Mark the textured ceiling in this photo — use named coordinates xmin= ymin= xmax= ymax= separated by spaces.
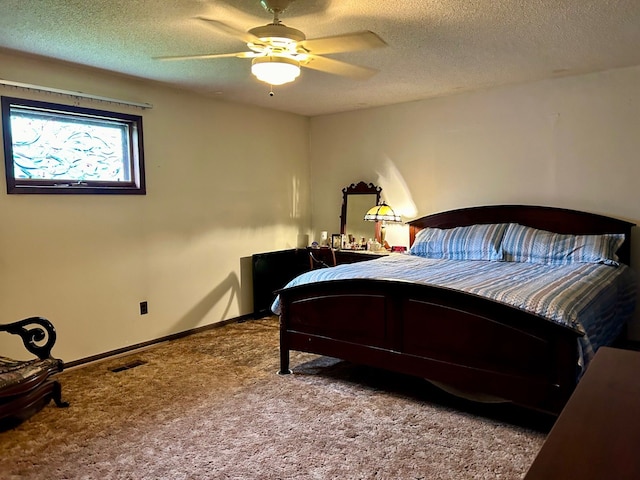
xmin=1 ymin=0 xmax=639 ymax=116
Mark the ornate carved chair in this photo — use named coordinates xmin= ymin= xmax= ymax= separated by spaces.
xmin=0 ymin=317 xmax=68 ymax=429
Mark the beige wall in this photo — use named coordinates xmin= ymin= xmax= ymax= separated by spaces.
xmin=2 ymin=48 xmax=639 ymax=361
xmin=0 ymin=51 xmax=310 ymax=361
xmin=310 ymin=65 xmax=640 ymax=335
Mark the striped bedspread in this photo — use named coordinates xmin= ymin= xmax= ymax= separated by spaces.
xmin=272 ymin=254 xmax=636 ymax=367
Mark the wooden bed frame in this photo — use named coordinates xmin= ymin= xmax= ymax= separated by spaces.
xmin=277 ymin=205 xmax=635 ymax=415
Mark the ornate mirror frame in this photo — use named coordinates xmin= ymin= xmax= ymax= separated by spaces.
xmin=339 ymin=181 xmax=382 ymax=235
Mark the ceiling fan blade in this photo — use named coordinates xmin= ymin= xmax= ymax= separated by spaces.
xmin=155 ymin=51 xmax=257 ymax=61
xmin=299 ymin=31 xmax=386 ymax=55
xmin=195 ymin=16 xmax=261 ymax=45
xmin=302 ymin=55 xmax=378 ymax=80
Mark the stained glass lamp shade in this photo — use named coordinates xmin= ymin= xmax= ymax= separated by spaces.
xmin=363 ymin=202 xmax=401 ymax=248
xmin=363 ymin=202 xmax=401 ymax=223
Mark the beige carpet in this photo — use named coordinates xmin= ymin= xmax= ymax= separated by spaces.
xmin=0 ymin=316 xmax=550 ymax=479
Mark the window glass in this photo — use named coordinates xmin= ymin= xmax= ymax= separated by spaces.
xmin=2 ymin=97 xmax=145 ymax=194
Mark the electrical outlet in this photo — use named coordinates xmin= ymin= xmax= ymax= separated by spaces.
xmin=140 ymin=301 xmax=148 ymax=315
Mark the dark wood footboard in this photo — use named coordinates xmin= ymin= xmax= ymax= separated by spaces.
xmin=278 ymin=278 xmax=583 ymax=415
xmin=278 ymin=205 xmax=634 ymax=415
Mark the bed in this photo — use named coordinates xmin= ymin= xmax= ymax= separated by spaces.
xmin=274 ymin=205 xmax=636 ymax=415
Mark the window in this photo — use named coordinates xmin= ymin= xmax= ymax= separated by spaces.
xmin=2 ymin=96 xmax=145 ymax=194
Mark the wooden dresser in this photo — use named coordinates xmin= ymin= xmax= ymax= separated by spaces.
xmin=252 ymin=248 xmax=386 ymax=317
xmin=334 ymin=249 xmax=388 ymax=264
xmin=524 ymin=346 xmax=640 ymax=479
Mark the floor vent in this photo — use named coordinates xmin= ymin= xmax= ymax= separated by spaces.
xmin=110 ymin=359 xmax=147 ymax=373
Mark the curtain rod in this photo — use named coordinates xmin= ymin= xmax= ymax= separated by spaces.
xmin=0 ymin=79 xmax=153 ymax=109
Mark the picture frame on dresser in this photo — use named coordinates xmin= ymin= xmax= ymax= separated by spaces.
xmin=331 ymin=234 xmax=342 ymax=250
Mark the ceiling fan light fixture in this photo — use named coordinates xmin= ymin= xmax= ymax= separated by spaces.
xmin=249 ymin=24 xmax=305 ymax=44
xmin=251 ymin=56 xmax=300 ymax=85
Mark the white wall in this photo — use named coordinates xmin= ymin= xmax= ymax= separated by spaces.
xmin=0 ymin=51 xmax=310 ymax=362
xmin=310 ymin=65 xmax=640 ymax=336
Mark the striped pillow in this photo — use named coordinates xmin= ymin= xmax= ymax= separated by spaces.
xmin=410 ymin=223 xmax=508 ymax=261
xmin=501 ymin=223 xmax=624 ymax=266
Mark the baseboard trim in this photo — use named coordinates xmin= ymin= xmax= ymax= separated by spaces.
xmin=64 ymin=313 xmax=258 ymax=369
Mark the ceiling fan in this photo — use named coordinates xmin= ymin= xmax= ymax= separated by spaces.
xmin=155 ymin=0 xmax=387 ymax=87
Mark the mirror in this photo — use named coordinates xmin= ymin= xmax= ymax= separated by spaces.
xmin=340 ymin=181 xmax=381 ymax=244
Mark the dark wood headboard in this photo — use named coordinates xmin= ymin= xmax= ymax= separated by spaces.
xmin=408 ymin=205 xmax=635 ymax=265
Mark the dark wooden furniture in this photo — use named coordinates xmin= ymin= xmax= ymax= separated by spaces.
xmin=307 ymin=247 xmax=337 ymax=269
xmin=524 ymin=346 xmax=640 ymax=479
xmin=252 ymin=249 xmax=309 ymax=318
xmin=339 ymin=181 xmax=381 ymax=235
xmin=1 ymin=317 xmax=68 ymax=429
xmin=253 ymin=248 xmax=385 ymax=317
xmin=311 ymin=248 xmax=388 ymax=269
xmin=335 ymin=250 xmax=388 ymax=264
xmin=277 ymin=205 xmax=634 ymax=414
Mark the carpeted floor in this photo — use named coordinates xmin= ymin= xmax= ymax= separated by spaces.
xmin=0 ymin=316 xmax=551 ymax=479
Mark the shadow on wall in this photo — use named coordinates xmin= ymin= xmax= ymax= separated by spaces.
xmin=374 ymin=155 xmax=418 ymax=219
xmin=372 ymin=155 xmax=419 ymax=247
xmin=171 ymin=272 xmax=241 ymax=333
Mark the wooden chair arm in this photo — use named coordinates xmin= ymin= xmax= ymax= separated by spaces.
xmin=0 ymin=317 xmax=58 ymax=360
